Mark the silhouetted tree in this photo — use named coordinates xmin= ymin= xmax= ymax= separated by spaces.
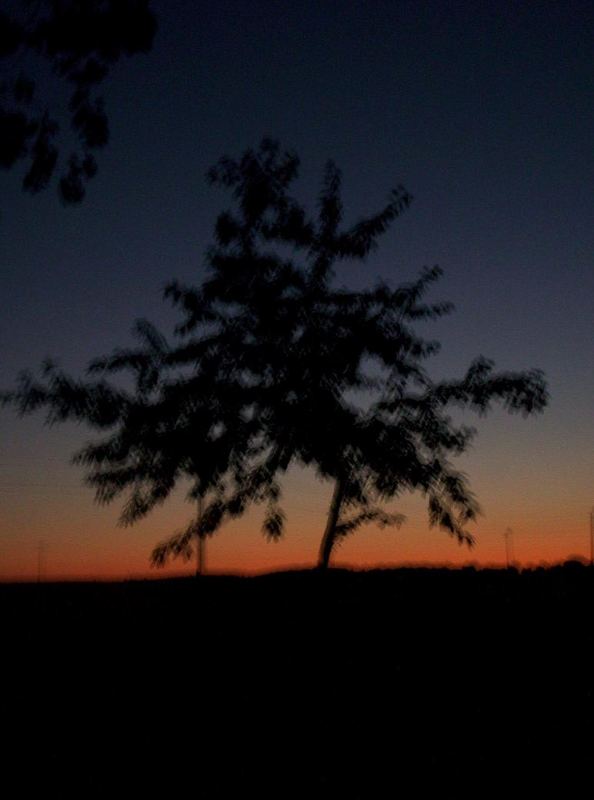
xmin=1 ymin=139 xmax=548 ymax=569
xmin=0 ymin=0 xmax=156 ymax=203
xmin=165 ymin=140 xmax=548 ymax=568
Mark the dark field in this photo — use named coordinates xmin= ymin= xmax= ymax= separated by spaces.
xmin=2 ymin=565 xmax=593 ymax=796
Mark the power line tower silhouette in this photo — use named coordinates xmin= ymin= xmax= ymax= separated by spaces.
xmin=504 ymin=528 xmax=515 ymax=569
xmin=37 ymin=540 xmax=46 ymax=583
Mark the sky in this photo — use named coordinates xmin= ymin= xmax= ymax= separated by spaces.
xmin=1 ymin=0 xmax=593 ymax=579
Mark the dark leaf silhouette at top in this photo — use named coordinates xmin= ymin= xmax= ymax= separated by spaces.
xmin=0 ymin=1 xmax=156 ymax=203
xmin=1 ymin=139 xmax=548 ymax=569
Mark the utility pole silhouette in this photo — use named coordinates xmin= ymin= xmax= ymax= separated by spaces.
xmin=504 ymin=528 xmax=514 ymax=569
xmin=590 ymin=507 xmax=593 ymax=567
xmin=37 ymin=541 xmax=46 ymax=583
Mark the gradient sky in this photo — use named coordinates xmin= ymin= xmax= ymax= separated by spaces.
xmin=1 ymin=0 xmax=593 ymax=579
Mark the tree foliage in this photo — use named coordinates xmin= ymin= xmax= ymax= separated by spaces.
xmin=0 ymin=0 xmax=156 ymax=203
xmin=1 ymin=139 xmax=548 ymax=568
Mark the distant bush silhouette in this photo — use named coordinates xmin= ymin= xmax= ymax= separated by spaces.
xmin=1 ymin=139 xmax=548 ymax=569
xmin=0 ymin=0 xmax=156 ymax=203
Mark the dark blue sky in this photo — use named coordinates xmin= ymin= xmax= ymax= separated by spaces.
xmin=1 ymin=0 xmax=593 ymax=576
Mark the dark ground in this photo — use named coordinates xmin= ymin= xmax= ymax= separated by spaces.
xmin=2 ymin=564 xmax=593 ymax=796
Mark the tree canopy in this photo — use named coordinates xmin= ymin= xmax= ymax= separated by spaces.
xmin=1 ymin=139 xmax=548 ymax=569
xmin=0 ymin=0 xmax=156 ymax=203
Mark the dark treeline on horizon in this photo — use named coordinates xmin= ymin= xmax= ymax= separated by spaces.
xmin=1 ymin=557 xmax=592 ymax=584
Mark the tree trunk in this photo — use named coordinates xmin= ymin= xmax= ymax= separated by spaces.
xmin=196 ymin=534 xmax=205 ymax=577
xmin=317 ymin=476 xmax=345 ymax=569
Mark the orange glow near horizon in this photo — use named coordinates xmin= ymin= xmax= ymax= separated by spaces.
xmin=1 ymin=417 xmax=592 ymax=582
xmin=1 ymin=489 xmax=591 ymax=582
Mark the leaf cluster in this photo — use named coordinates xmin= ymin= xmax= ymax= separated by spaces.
xmin=0 ymin=0 xmax=156 ymax=203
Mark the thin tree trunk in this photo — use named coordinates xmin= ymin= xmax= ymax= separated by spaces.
xmin=317 ymin=476 xmax=345 ymax=569
xmin=196 ymin=495 xmax=204 ymax=577
xmin=196 ymin=534 xmax=206 ymax=577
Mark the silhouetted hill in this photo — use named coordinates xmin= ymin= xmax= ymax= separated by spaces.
xmin=2 ymin=566 xmax=592 ymax=796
